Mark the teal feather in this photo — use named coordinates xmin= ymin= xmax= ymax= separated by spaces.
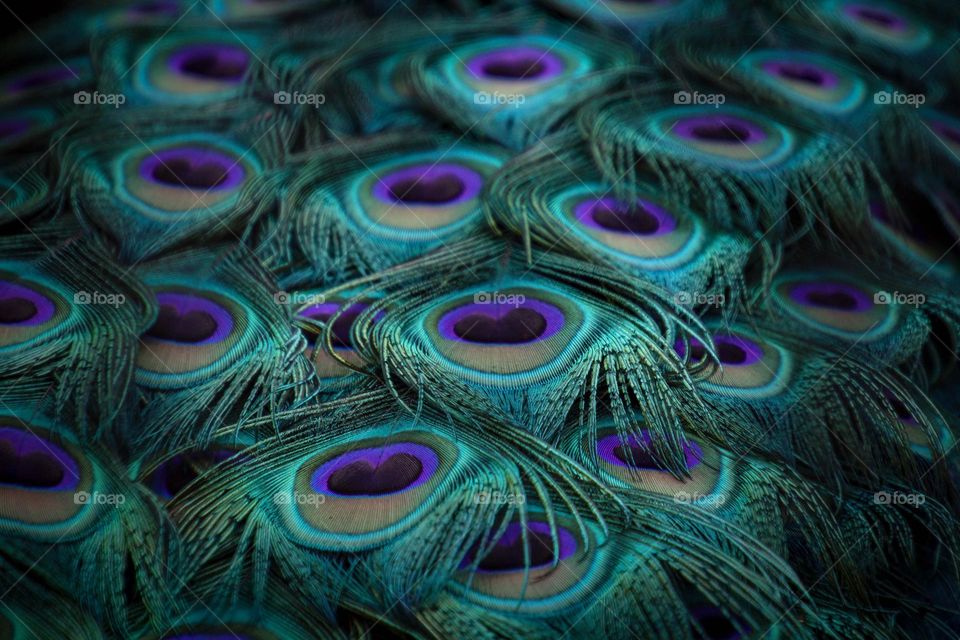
xmin=261 ymin=133 xmax=508 ymax=285
xmin=169 ymin=392 xmax=617 ymax=615
xmin=92 ymin=26 xmax=264 ymax=108
xmin=321 ymin=237 xmax=717 ymax=471
xmin=485 ymin=129 xmax=762 ymax=312
xmin=58 ymin=104 xmax=292 ymax=263
xmin=1 ymin=2 xmax=960 ymax=638
xmin=130 ymin=246 xmax=317 ymax=457
xmin=0 ymin=559 xmax=105 ymax=640
xmin=398 ymin=19 xmax=639 ymax=149
xmin=578 ymin=82 xmax=895 ymax=250
xmin=0 ymin=405 xmax=182 ymax=635
xmin=0 ymin=228 xmax=153 ymax=436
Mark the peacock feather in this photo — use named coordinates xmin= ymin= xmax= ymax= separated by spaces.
xmin=1 ymin=1 xmax=959 ymax=639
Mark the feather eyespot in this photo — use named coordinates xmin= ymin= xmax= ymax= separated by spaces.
xmin=0 ymin=107 xmax=55 ymax=150
xmin=832 ymin=1 xmax=932 ymax=51
xmin=462 ymin=521 xmax=578 ymax=574
xmin=653 ymin=107 xmax=795 ymax=169
xmin=0 ymin=273 xmax=69 ymax=350
xmin=553 ymin=184 xmax=704 ymax=266
xmin=593 ymin=428 xmax=724 ymax=501
xmin=147 ymin=448 xmax=243 ymax=501
xmin=677 ymin=330 xmax=792 ymax=398
xmin=299 ymin=301 xmax=372 ymax=379
xmin=426 ymin=286 xmax=585 ymax=381
xmin=772 ymin=275 xmax=897 ymax=341
xmin=466 ymin=46 xmax=566 ymax=88
xmin=740 ymin=51 xmax=868 ymax=114
xmin=453 ymin=38 xmax=587 ymax=100
xmin=349 ymin=149 xmax=500 ymax=238
xmin=576 ymin=196 xmax=676 ymax=235
xmin=141 ymin=147 xmax=245 ymax=191
xmin=3 ymin=61 xmax=84 ymax=100
xmin=456 ymin=514 xmax=610 ymax=613
xmin=278 ymin=430 xmax=460 ymax=550
xmin=0 ymin=419 xmax=100 ymax=535
xmin=169 ymin=45 xmax=250 ymax=83
xmin=134 ymin=39 xmax=252 ymax=104
xmin=115 ymin=134 xmax=257 ymax=219
xmin=136 ymin=286 xmax=251 ymax=387
xmin=410 ymin=32 xmax=631 ymax=147
xmin=311 ymin=443 xmax=436 ymax=497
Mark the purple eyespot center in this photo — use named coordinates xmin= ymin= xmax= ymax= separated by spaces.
xmin=390 ymin=175 xmax=463 ymax=203
xmin=139 ymin=146 xmax=245 ymax=191
xmin=695 ymin=124 xmax=748 ymax=142
xmin=0 ymin=118 xmax=31 ymax=141
xmin=151 ymin=449 xmax=237 ymax=499
xmin=845 ymin=4 xmax=907 ymax=30
xmin=373 ymin=163 xmax=482 ymax=206
xmin=787 ymin=282 xmax=872 ymax=311
xmin=168 ymin=44 xmax=250 ymax=82
xmin=0 ymin=280 xmax=56 ymax=326
xmin=0 ymin=298 xmax=35 ymax=323
xmin=597 ymin=432 xmax=703 ymax=471
xmin=932 ymin=121 xmax=960 ymax=146
xmin=675 ymin=335 xmax=763 ymax=366
xmin=0 ymin=427 xmax=80 ymax=491
xmin=438 ymin=298 xmax=565 ymax=345
xmin=466 ymin=47 xmax=565 ymax=82
xmin=310 ymin=443 xmax=438 ymax=497
xmin=575 ymin=196 xmax=677 ymax=236
xmin=327 ymin=453 xmax=422 ymax=495
xmin=300 ymin=302 xmax=369 ymax=349
xmin=673 ymin=115 xmax=768 ymax=144
xmin=464 ymin=521 xmax=578 ymax=573
xmin=7 ymin=66 xmax=77 ymax=93
xmin=761 ymin=61 xmax=839 ymax=88
xmin=714 ymin=335 xmax=763 ymax=365
xmin=146 ymin=292 xmax=234 ymax=345
xmin=454 ymin=307 xmax=545 ymax=343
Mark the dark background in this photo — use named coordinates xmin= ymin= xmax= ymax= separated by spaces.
xmin=0 ymin=2 xmax=80 ymax=38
